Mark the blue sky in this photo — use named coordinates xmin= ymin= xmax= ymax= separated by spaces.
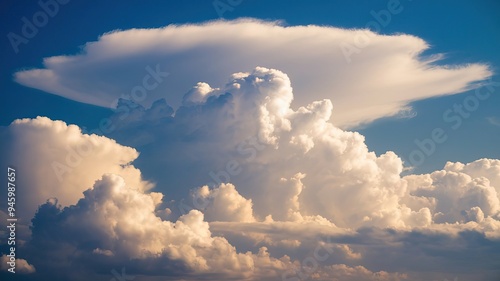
xmin=1 ymin=1 xmax=500 ymax=281
xmin=1 ymin=0 xmax=499 ymax=174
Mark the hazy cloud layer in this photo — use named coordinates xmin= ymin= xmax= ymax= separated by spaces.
xmin=14 ymin=19 xmax=491 ymax=128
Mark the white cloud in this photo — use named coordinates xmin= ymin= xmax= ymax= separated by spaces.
xmin=0 ymin=111 xmax=417 ymax=279
xmin=154 ymin=67 xmax=430 ymax=229
xmin=14 ymin=19 xmax=491 ymax=128
xmin=29 ymin=180 xmax=411 ymax=280
xmin=0 ymin=116 xmax=153 ymax=222
xmin=3 ymin=65 xmax=499 ymax=280
xmin=405 ymin=159 xmax=500 ymax=225
xmin=0 ymin=255 xmax=36 ymax=274
xmin=27 ymin=173 xmax=294 ymax=279
xmin=97 ymin=66 xmax=500 ymax=233
xmin=193 ymin=183 xmax=256 ymax=222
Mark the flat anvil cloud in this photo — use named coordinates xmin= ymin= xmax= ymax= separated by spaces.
xmin=14 ymin=19 xmax=491 ymax=127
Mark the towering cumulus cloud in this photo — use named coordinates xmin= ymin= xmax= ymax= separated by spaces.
xmin=0 ymin=117 xmax=152 ymax=224
xmin=14 ymin=19 xmax=491 ymax=128
xmin=1 ymin=65 xmax=499 ymax=280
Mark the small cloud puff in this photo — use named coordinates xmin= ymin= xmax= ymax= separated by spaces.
xmin=0 ymin=255 xmax=36 ymax=274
